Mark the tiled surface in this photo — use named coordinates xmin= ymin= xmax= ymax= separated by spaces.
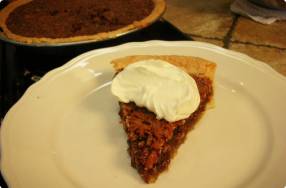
xmin=232 ymin=17 xmax=286 ymax=49
xmin=192 ymin=36 xmax=224 ymax=47
xmin=163 ymin=0 xmax=234 ymax=39
xmin=164 ymin=0 xmax=286 ymax=76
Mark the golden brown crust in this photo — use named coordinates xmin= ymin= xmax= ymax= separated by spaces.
xmin=0 ymin=0 xmax=165 ymax=44
xmin=112 ymin=55 xmax=216 ymax=82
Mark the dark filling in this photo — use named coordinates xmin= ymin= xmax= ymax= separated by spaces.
xmin=119 ymin=76 xmax=213 ymax=183
xmin=6 ymin=0 xmax=154 ymax=38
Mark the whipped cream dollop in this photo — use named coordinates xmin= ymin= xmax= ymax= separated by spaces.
xmin=111 ymin=59 xmax=201 ymax=122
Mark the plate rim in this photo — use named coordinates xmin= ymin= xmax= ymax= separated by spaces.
xmin=31 ymin=40 xmax=286 ymax=84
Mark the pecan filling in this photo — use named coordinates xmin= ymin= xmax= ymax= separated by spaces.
xmin=6 ymin=0 xmax=154 ymax=38
xmin=119 ymin=76 xmax=213 ymax=183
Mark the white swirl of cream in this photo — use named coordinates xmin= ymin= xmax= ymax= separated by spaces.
xmin=111 ymin=59 xmax=200 ymax=122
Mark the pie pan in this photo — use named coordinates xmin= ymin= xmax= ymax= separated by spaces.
xmin=0 ymin=0 xmax=166 ymax=47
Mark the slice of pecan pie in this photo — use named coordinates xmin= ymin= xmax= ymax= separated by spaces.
xmin=111 ymin=55 xmax=216 ymax=183
xmin=0 ymin=0 xmax=165 ymax=44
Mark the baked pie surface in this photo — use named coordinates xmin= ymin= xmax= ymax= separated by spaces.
xmin=0 ymin=0 xmax=165 ymax=44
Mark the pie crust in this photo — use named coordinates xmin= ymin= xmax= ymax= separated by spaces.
xmin=0 ymin=0 xmax=165 ymax=44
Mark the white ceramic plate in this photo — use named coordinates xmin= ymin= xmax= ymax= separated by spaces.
xmin=1 ymin=41 xmax=286 ymax=188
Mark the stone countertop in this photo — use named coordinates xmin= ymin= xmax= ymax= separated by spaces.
xmin=164 ymin=0 xmax=286 ymax=76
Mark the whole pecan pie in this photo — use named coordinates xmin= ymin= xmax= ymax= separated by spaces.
xmin=0 ymin=0 xmax=165 ymax=44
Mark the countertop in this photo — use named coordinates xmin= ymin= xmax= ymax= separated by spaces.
xmin=164 ymin=0 xmax=286 ymax=76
